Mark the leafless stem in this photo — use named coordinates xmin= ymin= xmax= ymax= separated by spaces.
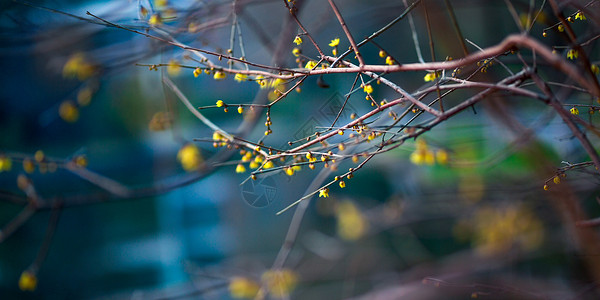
xmin=328 ymin=0 xmax=365 ymax=66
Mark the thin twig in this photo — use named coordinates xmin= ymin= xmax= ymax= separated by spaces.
xmin=328 ymin=0 xmax=365 ymax=66
xmin=0 ymin=202 xmax=36 ymax=244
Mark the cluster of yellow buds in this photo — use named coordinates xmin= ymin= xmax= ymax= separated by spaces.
xmin=63 ymin=52 xmax=97 ymax=80
xmin=544 ymin=12 xmax=585 ymax=37
xmin=18 ymin=150 xmax=60 ymax=174
xmin=410 ymin=139 xmax=449 ymax=166
xmin=543 ymin=173 xmax=565 ymax=190
xmin=212 ymin=130 xmax=229 ymax=147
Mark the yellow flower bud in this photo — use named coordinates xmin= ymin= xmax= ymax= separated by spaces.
xmin=229 ymin=277 xmax=260 ymax=299
xmin=18 ymin=271 xmax=37 ymax=291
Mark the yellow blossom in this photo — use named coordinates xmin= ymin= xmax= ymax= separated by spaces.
xmin=19 ymin=271 xmax=37 ymax=291
xmin=261 ymin=269 xmax=298 ymax=298
xmin=424 ymin=71 xmax=440 ymax=82
xmin=255 ymin=75 xmax=268 ymax=88
xmin=328 ymin=38 xmax=340 ymax=47
xmin=23 ymin=159 xmax=35 ymax=173
xmin=77 ymin=88 xmax=93 ymax=106
xmin=34 ymin=150 xmax=44 ymax=162
xmin=557 ymin=24 xmax=564 ymax=32
xmin=213 ymin=131 xmax=227 ymax=143
xmin=570 ymin=107 xmax=579 ymax=115
xmin=235 ymin=163 xmax=246 ymax=173
xmin=339 ymin=181 xmax=345 ymax=188
xmin=177 ymin=143 xmax=203 ymax=171
xmin=216 ymin=100 xmax=225 ymax=107
xmin=62 ymin=52 xmax=97 ymax=80
xmin=229 ymin=277 xmax=260 ymax=299
xmin=75 ymin=155 xmax=88 ymax=167
xmin=149 ymin=14 xmax=162 ymax=26
xmin=59 ymin=101 xmax=79 ymax=123
xmin=410 ymin=139 xmax=436 ymax=165
xmin=336 ymin=201 xmax=368 ymax=240
xmin=0 ymin=156 xmax=12 ymax=172
xmin=468 ymin=205 xmax=544 ymax=256
xmin=385 ymin=56 xmax=394 ymax=65
xmin=305 ymin=60 xmax=317 ymax=69
xmin=285 ymin=167 xmax=294 ymax=176
xmin=214 ymin=71 xmax=226 ymax=80
xmin=188 ymin=22 xmax=198 ymax=33
xmin=292 ymin=48 xmax=301 ymax=57
xmin=269 ymin=78 xmax=284 ymax=90
xmin=155 ymin=0 xmax=168 ymax=9
xmin=567 ymin=49 xmax=578 ymax=60
xmin=293 ymin=36 xmax=302 ymax=45
xmin=193 ymin=68 xmax=202 ymax=77
xmin=267 ymin=90 xmax=280 ymax=102
xmin=167 ymin=59 xmax=181 ymax=76
xmin=436 ymin=149 xmax=449 ymax=165
xmin=519 ymin=13 xmax=532 ymax=28
xmin=238 ymin=106 xmax=244 ymax=114
xmin=363 ymin=84 xmax=373 ymax=94
xmin=241 ymin=154 xmax=252 ymax=163
xmin=591 ymin=64 xmax=599 ymax=75
xmin=249 ymin=161 xmax=259 ymax=169
xmin=553 ymin=176 xmax=560 ymax=184
xmin=264 ymin=160 xmax=274 ymax=169
xmin=241 ymin=152 xmax=252 ymax=162
xmin=319 ymin=187 xmax=329 ymax=198
xmin=575 ymin=12 xmax=586 ymax=21
xmin=234 ymin=73 xmax=248 ymax=82
xmin=379 ymin=50 xmax=386 ymax=58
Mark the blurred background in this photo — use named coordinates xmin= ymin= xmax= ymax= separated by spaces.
xmin=1 ymin=0 xmax=600 ymax=299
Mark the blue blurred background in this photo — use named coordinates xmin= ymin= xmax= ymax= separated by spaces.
xmin=1 ymin=0 xmax=600 ymax=299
